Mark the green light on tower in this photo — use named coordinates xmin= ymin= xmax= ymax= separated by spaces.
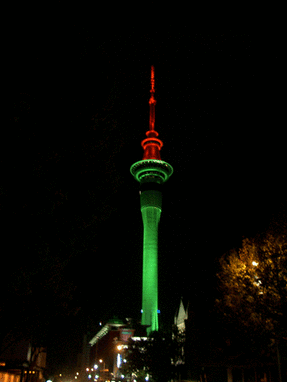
xmin=130 ymin=66 xmax=173 ymax=335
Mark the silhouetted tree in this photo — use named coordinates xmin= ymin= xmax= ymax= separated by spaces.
xmin=121 ymin=330 xmax=179 ymax=382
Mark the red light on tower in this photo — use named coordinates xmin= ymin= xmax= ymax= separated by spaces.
xmin=141 ymin=65 xmax=163 ymax=160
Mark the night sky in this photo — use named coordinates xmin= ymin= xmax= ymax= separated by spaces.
xmin=3 ymin=26 xmax=285 ymax=370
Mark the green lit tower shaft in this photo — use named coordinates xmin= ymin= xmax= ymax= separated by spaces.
xmin=130 ymin=66 xmax=173 ymax=335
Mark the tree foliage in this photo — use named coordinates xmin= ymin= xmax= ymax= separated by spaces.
xmin=120 ymin=330 xmax=180 ymax=382
xmin=216 ymin=227 xmax=287 ymax=345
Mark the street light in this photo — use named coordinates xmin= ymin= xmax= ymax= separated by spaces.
xmin=99 ymin=359 xmax=105 ymax=370
xmin=252 ymin=260 xmax=263 ymax=294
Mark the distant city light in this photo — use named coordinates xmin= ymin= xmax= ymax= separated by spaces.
xmin=252 ymin=261 xmax=259 ymax=266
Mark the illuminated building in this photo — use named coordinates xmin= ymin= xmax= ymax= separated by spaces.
xmin=174 ymin=298 xmax=188 ymax=367
xmin=0 ymin=340 xmax=46 ymax=382
xmin=130 ymin=66 xmax=173 ymax=335
xmin=89 ymin=318 xmax=135 ymax=378
xmin=174 ymin=298 xmax=188 ymax=333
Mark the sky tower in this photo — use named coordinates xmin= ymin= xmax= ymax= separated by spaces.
xmin=130 ymin=66 xmax=173 ymax=334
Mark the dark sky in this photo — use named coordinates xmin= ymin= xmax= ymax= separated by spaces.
xmin=3 ymin=26 xmax=285 ymax=370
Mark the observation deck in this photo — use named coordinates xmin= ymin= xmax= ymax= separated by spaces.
xmin=130 ymin=159 xmax=173 ymax=184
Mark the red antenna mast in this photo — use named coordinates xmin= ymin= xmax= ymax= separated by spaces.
xmin=141 ymin=65 xmax=163 ymax=160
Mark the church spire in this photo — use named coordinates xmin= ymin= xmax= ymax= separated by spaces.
xmin=141 ymin=65 xmax=163 ymax=160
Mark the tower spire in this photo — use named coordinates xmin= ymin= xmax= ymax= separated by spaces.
xmin=149 ymin=64 xmax=156 ymax=131
xmin=142 ymin=66 xmax=163 ymax=160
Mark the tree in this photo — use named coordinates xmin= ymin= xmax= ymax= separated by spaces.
xmin=120 ymin=330 xmax=178 ymax=382
xmin=216 ymin=225 xmax=287 ymax=380
xmin=216 ymin=232 xmax=287 ymax=342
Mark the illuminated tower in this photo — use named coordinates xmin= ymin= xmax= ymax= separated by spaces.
xmin=130 ymin=66 xmax=173 ymax=335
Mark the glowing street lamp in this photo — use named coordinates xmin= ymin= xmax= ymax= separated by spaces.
xmin=251 ymin=261 xmax=263 ymax=294
xmin=99 ymin=359 xmax=105 ymax=370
